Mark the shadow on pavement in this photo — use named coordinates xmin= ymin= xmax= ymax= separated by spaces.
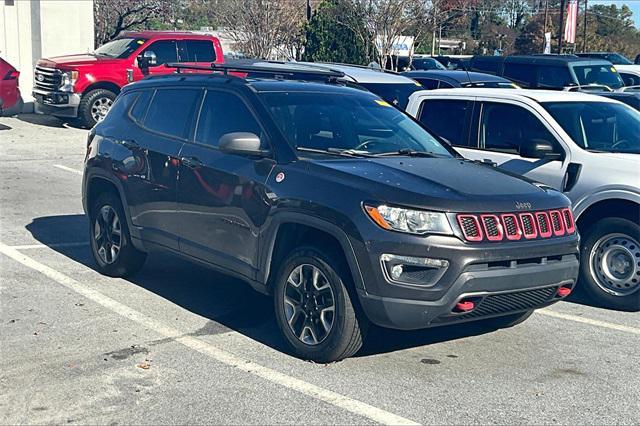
xmin=17 ymin=113 xmax=85 ymax=129
xmin=24 ymin=214 xmax=590 ymax=360
xmin=0 ymin=123 xmax=12 ymax=131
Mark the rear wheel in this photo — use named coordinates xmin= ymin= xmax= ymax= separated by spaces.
xmin=89 ymin=192 xmax=146 ymax=277
xmin=273 ymin=247 xmax=367 ymax=362
xmin=580 ymin=217 xmax=640 ymax=311
xmin=78 ymin=89 xmax=116 ymax=128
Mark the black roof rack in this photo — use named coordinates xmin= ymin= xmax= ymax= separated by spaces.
xmin=164 ymin=61 xmax=346 ymax=81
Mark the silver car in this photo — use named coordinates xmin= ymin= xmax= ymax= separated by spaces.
xmin=406 ymin=88 xmax=640 ymax=310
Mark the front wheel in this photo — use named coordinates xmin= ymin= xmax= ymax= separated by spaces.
xmin=89 ymin=192 xmax=146 ymax=277
xmin=78 ymin=89 xmax=116 ymax=128
xmin=580 ymin=217 xmax=640 ymax=311
xmin=273 ymin=247 xmax=367 ymax=363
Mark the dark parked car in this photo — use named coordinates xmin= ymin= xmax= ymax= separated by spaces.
xmin=0 ymin=57 xmax=23 ymax=116
xmin=432 ymin=56 xmax=472 ymax=70
xmin=83 ymin=62 xmax=580 ymax=362
xmin=407 ymin=57 xmax=446 ymax=71
xmin=402 ymin=70 xmax=518 ymax=89
xmin=470 ymin=55 xmax=625 ymax=90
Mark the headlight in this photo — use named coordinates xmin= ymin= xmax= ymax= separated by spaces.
xmin=59 ymin=70 xmax=78 ymax=92
xmin=364 ymin=204 xmax=453 ymax=235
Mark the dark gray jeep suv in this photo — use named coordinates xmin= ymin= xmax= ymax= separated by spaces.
xmin=82 ymin=63 xmax=580 ymax=362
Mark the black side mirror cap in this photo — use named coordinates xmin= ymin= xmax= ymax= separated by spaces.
xmin=219 ymin=132 xmax=270 ymax=157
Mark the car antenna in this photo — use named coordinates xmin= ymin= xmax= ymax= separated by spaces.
xmin=461 ymin=59 xmax=472 ymax=87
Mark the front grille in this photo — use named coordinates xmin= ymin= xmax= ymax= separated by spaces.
xmin=34 ymin=66 xmax=61 ymax=91
xmin=457 ymin=208 xmax=576 ymax=243
xmin=459 ymin=286 xmax=557 ymax=318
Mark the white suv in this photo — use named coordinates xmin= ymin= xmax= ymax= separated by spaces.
xmin=406 ymin=88 xmax=640 ymax=310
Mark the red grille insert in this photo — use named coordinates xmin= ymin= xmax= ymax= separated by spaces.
xmin=457 ymin=215 xmax=483 ymax=242
xmin=456 ymin=208 xmax=576 ymax=242
xmin=535 ymin=212 xmax=552 ymax=238
xmin=480 ymin=215 xmax=503 ymax=241
xmin=501 ymin=214 xmax=522 ymax=240
xmin=520 ymin=213 xmax=538 ymax=239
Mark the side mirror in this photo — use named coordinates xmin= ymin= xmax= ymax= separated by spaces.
xmin=521 ymin=139 xmax=562 ymax=160
xmin=138 ymin=50 xmax=157 ymax=68
xmin=219 ymin=132 xmax=269 ymax=157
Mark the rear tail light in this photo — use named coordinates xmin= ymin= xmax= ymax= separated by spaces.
xmin=3 ymin=70 xmax=19 ymax=80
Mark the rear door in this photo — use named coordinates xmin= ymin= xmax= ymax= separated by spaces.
xmin=114 ymin=86 xmax=201 ymax=250
xmin=176 ymin=88 xmax=274 ymax=278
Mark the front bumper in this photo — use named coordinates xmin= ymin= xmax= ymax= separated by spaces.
xmin=353 ymin=232 xmax=580 ymax=330
xmin=32 ymin=88 xmax=81 ymax=118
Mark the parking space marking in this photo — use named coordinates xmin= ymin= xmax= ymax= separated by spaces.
xmin=0 ymin=241 xmax=419 ymax=426
xmin=10 ymin=242 xmax=88 ymax=250
xmin=537 ymin=309 xmax=640 ymax=335
xmin=53 ymin=164 xmax=83 ymax=175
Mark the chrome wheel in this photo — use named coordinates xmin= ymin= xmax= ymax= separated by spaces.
xmin=91 ymin=97 xmax=113 ymax=123
xmin=590 ymin=233 xmax=640 ymax=296
xmin=93 ymin=205 xmax=122 ymax=265
xmin=284 ymin=264 xmax=335 ymax=346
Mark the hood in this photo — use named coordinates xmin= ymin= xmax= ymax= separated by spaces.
xmin=37 ymin=54 xmax=122 ymax=68
xmin=307 ymin=156 xmax=567 ymax=213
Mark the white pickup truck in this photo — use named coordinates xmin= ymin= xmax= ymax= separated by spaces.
xmin=406 ymin=88 xmax=640 ymax=311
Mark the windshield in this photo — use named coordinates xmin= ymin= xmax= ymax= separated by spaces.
xmin=573 ymin=64 xmax=624 ymax=89
xmin=94 ymin=38 xmax=146 ymax=59
xmin=543 ymin=101 xmax=640 ymax=153
xmin=357 ymin=82 xmax=422 ymax=109
xmin=260 ymin=91 xmax=453 ymax=157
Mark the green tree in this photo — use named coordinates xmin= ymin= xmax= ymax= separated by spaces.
xmin=302 ymin=0 xmax=373 ymax=65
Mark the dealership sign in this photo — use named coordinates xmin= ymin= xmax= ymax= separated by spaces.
xmin=375 ymin=36 xmax=414 ymax=57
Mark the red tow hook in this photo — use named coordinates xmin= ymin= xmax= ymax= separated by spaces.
xmin=556 ymin=286 xmax=572 ymax=298
xmin=454 ymin=300 xmax=475 ymax=313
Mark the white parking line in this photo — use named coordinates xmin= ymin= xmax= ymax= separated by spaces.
xmin=0 ymin=241 xmax=419 ymax=426
xmin=53 ymin=164 xmax=83 ymax=175
xmin=537 ymin=309 xmax=640 ymax=335
xmin=10 ymin=242 xmax=88 ymax=250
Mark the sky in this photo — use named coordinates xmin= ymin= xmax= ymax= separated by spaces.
xmin=591 ymin=0 xmax=640 ymax=27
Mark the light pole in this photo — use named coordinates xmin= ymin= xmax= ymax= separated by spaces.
xmin=582 ymin=0 xmax=588 ymax=52
xmin=558 ymin=0 xmax=566 ymax=54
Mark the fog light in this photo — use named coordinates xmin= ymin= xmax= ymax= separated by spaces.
xmin=390 ymin=264 xmax=404 ymax=280
xmin=380 ymin=254 xmax=449 ymax=287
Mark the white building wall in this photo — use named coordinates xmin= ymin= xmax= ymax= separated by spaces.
xmin=0 ymin=0 xmax=94 ymax=110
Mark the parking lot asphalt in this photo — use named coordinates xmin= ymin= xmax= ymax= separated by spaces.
xmin=1 ymin=114 xmax=639 ymax=425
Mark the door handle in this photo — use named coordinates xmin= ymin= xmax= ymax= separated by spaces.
xmin=180 ymin=156 xmax=203 ymax=169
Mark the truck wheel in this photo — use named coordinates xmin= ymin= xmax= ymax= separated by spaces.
xmin=78 ymin=89 xmax=116 ymax=128
xmin=90 ymin=192 xmax=146 ymax=277
xmin=273 ymin=247 xmax=367 ymax=363
xmin=580 ymin=217 xmax=640 ymax=311
xmin=482 ymin=310 xmax=534 ymax=329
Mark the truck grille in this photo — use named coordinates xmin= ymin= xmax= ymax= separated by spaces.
xmin=34 ymin=66 xmax=61 ymax=90
xmin=456 ymin=208 xmax=575 ymax=243
xmin=459 ymin=286 xmax=557 ymax=318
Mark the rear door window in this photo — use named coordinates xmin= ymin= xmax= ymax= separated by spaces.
xmin=480 ymin=102 xmax=558 ymax=155
xmin=418 ymin=99 xmax=474 ymax=147
xmin=181 ymin=40 xmax=216 ymax=62
xmin=129 ymin=90 xmax=153 ymax=123
xmin=538 ymin=66 xmax=574 ymax=89
xmin=143 ymin=88 xmax=201 ymax=139
xmin=620 ymin=72 xmax=640 ymax=87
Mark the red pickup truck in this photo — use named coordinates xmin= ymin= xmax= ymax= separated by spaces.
xmin=33 ymin=31 xmax=224 ymax=128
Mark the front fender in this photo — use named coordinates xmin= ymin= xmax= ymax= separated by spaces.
xmin=572 ymin=187 xmax=640 ymax=220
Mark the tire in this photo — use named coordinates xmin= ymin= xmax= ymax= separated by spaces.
xmin=482 ymin=310 xmax=534 ymax=329
xmin=78 ymin=89 xmax=117 ymax=128
xmin=273 ymin=247 xmax=367 ymax=363
xmin=579 ymin=217 xmax=640 ymax=311
xmin=89 ymin=192 xmax=146 ymax=277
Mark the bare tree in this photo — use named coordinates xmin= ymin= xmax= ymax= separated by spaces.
xmin=94 ymin=0 xmax=170 ymax=47
xmin=212 ymin=0 xmax=308 ymax=59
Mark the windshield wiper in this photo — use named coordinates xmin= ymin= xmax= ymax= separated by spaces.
xmin=296 ymin=147 xmax=375 ymax=158
xmin=376 ymin=149 xmax=438 ymax=158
